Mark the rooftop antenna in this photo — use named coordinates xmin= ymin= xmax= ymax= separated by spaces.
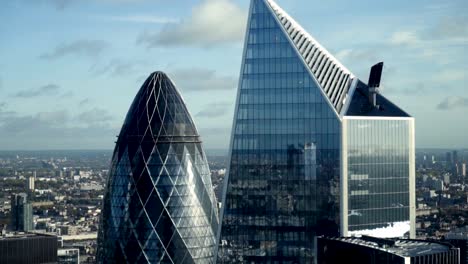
xmin=368 ymin=62 xmax=384 ymax=108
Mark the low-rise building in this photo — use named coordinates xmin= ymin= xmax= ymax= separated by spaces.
xmin=58 ymin=248 xmax=80 ymax=264
xmin=58 ymin=225 xmax=79 ymax=236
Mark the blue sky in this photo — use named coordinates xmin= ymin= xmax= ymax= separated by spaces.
xmin=0 ymin=0 xmax=467 ymax=150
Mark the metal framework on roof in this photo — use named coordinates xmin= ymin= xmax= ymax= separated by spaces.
xmin=265 ymin=0 xmax=356 ymax=114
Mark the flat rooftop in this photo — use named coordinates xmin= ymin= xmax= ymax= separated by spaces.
xmin=0 ymin=232 xmax=57 ymax=241
xmin=323 ymin=236 xmax=452 ymax=257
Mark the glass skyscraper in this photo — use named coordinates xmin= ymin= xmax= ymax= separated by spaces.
xmin=218 ymin=0 xmax=415 ymax=263
xmin=97 ymin=72 xmax=219 ymax=263
xmin=10 ymin=193 xmax=33 ymax=232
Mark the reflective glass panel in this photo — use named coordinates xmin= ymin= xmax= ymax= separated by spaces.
xmin=219 ymin=1 xmax=340 ymax=263
xmin=346 ymin=118 xmax=412 ymax=237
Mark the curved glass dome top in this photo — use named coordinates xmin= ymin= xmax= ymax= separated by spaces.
xmin=98 ymin=72 xmax=219 ymax=264
xmin=119 ymin=71 xmax=199 ymax=145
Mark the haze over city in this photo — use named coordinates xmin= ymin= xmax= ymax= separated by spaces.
xmin=1 ymin=0 xmax=467 ymax=150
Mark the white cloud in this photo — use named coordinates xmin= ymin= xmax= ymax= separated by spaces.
xmin=13 ymin=84 xmax=61 ymax=98
xmin=196 ymin=102 xmax=231 ymax=118
xmin=77 ymin=108 xmax=114 ymax=126
xmin=428 ymin=16 xmax=468 ymax=40
xmin=0 ymin=105 xmax=118 ymax=149
xmin=433 ymin=69 xmax=466 ymax=83
xmin=389 ymin=16 xmax=468 ymax=48
xmin=39 ymin=40 xmax=109 ymax=60
xmin=437 ymin=96 xmax=468 ymax=110
xmin=91 ymin=58 xmax=148 ymax=77
xmin=169 ymin=68 xmax=237 ymax=91
xmin=37 ymin=111 xmax=70 ymax=125
xmin=100 ymin=15 xmax=179 ymax=24
xmin=38 ymin=0 xmax=146 ymax=10
xmin=335 ymin=48 xmax=378 ymax=62
xmin=388 ymin=19 xmax=468 ymax=64
xmin=389 ymin=31 xmax=419 ymax=46
xmin=137 ymin=0 xmax=247 ymax=47
xmin=335 ymin=49 xmax=352 ymax=61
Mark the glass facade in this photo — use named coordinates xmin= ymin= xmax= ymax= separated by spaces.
xmin=97 ymin=72 xmax=219 ymax=264
xmin=219 ymin=0 xmax=415 ymax=262
xmin=343 ymin=118 xmax=413 ymax=237
xmin=10 ymin=193 xmax=33 ymax=232
xmin=218 ymin=0 xmax=340 ymax=263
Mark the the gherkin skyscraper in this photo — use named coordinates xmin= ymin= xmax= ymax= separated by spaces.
xmin=97 ymin=72 xmax=219 ymax=264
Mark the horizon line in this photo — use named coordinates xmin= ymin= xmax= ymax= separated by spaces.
xmin=0 ymin=148 xmax=467 ymax=152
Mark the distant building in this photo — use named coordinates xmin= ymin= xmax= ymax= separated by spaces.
xmin=57 ymin=225 xmax=78 ymax=236
xmin=56 ymin=170 xmax=64 ymax=178
xmin=0 ymin=233 xmax=57 ymax=264
xmin=66 ymin=170 xmax=74 ymax=178
xmin=453 ymin=151 xmax=459 ymax=165
xmin=425 ymin=190 xmax=438 ymax=199
xmin=317 ymin=236 xmax=460 ymax=264
xmin=455 ymin=163 xmax=460 ymax=176
xmin=462 ymin=163 xmax=466 ymax=177
xmin=444 ymin=174 xmax=451 ymax=185
xmin=27 ymin=176 xmax=35 ymax=191
xmin=447 ymin=152 xmax=453 ymax=169
xmin=10 ymin=193 xmax=33 ymax=232
xmin=430 ymin=178 xmax=444 ymax=192
xmin=58 ymin=248 xmax=80 ymax=264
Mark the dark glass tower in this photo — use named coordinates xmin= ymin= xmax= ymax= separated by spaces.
xmin=218 ymin=0 xmax=415 ymax=263
xmin=10 ymin=193 xmax=33 ymax=232
xmin=97 ymin=72 xmax=219 ymax=263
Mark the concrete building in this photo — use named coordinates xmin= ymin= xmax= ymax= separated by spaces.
xmin=27 ymin=176 xmax=35 ymax=191
xmin=58 ymin=248 xmax=80 ymax=264
xmin=58 ymin=225 xmax=79 ymax=236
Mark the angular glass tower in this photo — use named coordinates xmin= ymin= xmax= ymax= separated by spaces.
xmin=218 ymin=0 xmax=415 ymax=263
xmin=97 ymin=72 xmax=219 ymax=263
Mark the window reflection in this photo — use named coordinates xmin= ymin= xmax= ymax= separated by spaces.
xmin=347 ymin=119 xmax=411 ymax=234
xmin=219 ymin=0 xmax=340 ymax=262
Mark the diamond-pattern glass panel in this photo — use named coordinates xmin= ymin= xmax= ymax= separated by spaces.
xmin=97 ymin=72 xmax=219 ymax=263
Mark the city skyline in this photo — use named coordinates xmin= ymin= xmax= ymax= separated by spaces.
xmin=0 ymin=0 xmax=467 ymax=150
